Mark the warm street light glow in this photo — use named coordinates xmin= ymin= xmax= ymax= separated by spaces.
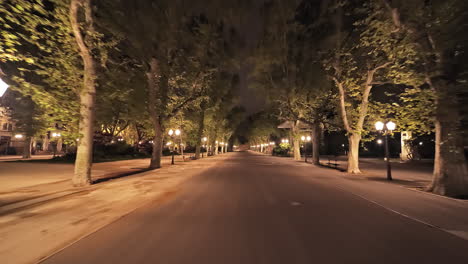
xmin=166 ymin=142 xmax=171 ymax=146
xmin=374 ymin=120 xmax=394 ymax=181
xmin=419 ymin=142 xmax=423 ymax=146
xmin=375 ymin=121 xmax=384 ymax=131
xmin=306 ymin=136 xmax=311 ymax=141
xmin=281 ymin=139 xmax=289 ymax=143
xmin=269 ymin=142 xmax=274 ymax=145
xmin=0 ymin=77 xmax=9 ymax=97
xmin=386 ymin=121 xmax=396 ymax=131
xmin=203 ymin=137 xmax=207 ymax=142
xmin=169 ymin=129 xmax=181 ymax=136
xmin=215 ymin=140 xmax=218 ymax=144
xmin=51 ymin=132 xmax=61 ymax=137
xmin=301 ymin=136 xmax=305 ymax=141
xmin=14 ymin=134 xmax=23 ymax=139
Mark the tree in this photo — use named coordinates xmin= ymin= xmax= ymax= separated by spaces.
xmin=380 ymin=0 xmax=468 ymax=196
xmin=69 ymin=0 xmax=98 ymax=186
xmin=252 ymin=0 xmax=335 ymax=164
xmin=0 ymin=90 xmax=47 ymax=158
xmin=323 ymin=1 xmax=417 ymax=173
xmin=99 ymin=0 xmax=216 ymax=169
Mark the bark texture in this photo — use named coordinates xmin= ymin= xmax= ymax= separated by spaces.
xmin=22 ymin=136 xmax=32 ymax=159
xmin=311 ymin=122 xmax=321 ymax=165
xmin=292 ymin=121 xmax=301 ymax=160
xmin=71 ymin=0 xmax=96 ymax=186
xmin=194 ymin=110 xmax=205 ymax=159
xmin=347 ymin=133 xmax=361 ymax=174
xmin=429 ymin=80 xmax=468 ymax=196
xmin=147 ymin=58 xmax=163 ymax=169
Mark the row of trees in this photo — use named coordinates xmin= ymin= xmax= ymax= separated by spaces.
xmin=249 ymin=0 xmax=468 ymax=197
xmin=0 ymin=0 xmax=246 ymax=186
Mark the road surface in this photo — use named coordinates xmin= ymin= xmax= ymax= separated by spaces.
xmin=41 ymin=151 xmax=468 ymax=264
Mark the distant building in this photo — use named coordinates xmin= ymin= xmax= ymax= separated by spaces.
xmin=0 ymin=106 xmax=24 ymax=154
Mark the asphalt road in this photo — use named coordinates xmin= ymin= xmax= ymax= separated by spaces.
xmin=42 ymin=152 xmax=468 ymax=264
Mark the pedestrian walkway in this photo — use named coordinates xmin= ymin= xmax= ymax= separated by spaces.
xmin=318 ymin=155 xmax=433 ymax=186
xmin=0 ymin=153 xmax=229 ymax=264
xmin=0 ymin=154 xmax=53 ymax=162
xmin=0 ymin=155 xmax=192 ymax=214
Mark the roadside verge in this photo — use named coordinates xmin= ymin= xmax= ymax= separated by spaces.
xmin=0 ymin=154 xmax=230 ymax=264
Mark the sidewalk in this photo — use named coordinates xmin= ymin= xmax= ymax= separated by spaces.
xmin=0 ymin=154 xmax=54 ymax=162
xmin=0 ymin=155 xmax=192 ymax=215
xmin=318 ymin=155 xmax=434 ymax=185
xmin=285 ymin=155 xmax=468 ymax=241
xmin=0 ymin=152 xmax=229 ymax=264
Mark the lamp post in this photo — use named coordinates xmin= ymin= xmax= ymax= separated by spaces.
xmin=375 ymin=121 xmax=396 ymax=181
xmin=168 ymin=129 xmax=181 ymax=165
xmin=202 ymin=137 xmax=207 ymax=158
xmin=51 ymin=132 xmax=61 ymax=158
xmin=301 ymin=135 xmax=312 ymax=163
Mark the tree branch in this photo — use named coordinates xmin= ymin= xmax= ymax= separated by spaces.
xmin=332 ymin=77 xmax=352 ymax=132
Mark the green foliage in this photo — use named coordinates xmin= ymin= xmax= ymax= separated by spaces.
xmin=251 ymin=1 xmax=336 ymax=132
xmin=272 ymin=144 xmax=291 ymax=157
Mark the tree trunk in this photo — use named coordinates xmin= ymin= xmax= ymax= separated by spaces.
xmin=22 ymin=136 xmax=32 ymax=159
xmin=347 ymin=133 xmax=361 ymax=173
xmin=311 ymin=122 xmax=321 ymax=165
xmin=57 ymin=137 xmax=63 ymax=153
xmin=215 ymin=142 xmax=219 ymax=155
xmin=43 ymin=134 xmax=49 ymax=152
xmin=292 ymin=122 xmax=301 ymax=160
xmin=71 ymin=0 xmax=96 ymax=187
xmin=147 ymin=58 xmax=163 ymax=169
xmin=195 ymin=110 xmax=205 ymax=159
xmin=429 ymin=79 xmax=468 ymax=197
xmin=293 ymin=138 xmax=301 ymax=160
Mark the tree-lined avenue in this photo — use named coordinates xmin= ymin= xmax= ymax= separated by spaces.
xmin=41 ymin=151 xmax=468 ymax=264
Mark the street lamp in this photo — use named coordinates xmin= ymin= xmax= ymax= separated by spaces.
xmin=202 ymin=137 xmax=207 ymax=158
xmin=281 ymin=139 xmax=289 ymax=144
xmin=375 ymin=121 xmax=396 ymax=181
xmin=301 ymin=135 xmax=312 ymax=163
xmin=168 ymin=129 xmax=181 ymax=165
xmin=51 ymin=132 xmax=61 ymax=158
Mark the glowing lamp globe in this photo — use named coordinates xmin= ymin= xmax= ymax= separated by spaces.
xmin=375 ymin=121 xmax=384 ymax=131
xmin=386 ymin=121 xmax=396 ymax=131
